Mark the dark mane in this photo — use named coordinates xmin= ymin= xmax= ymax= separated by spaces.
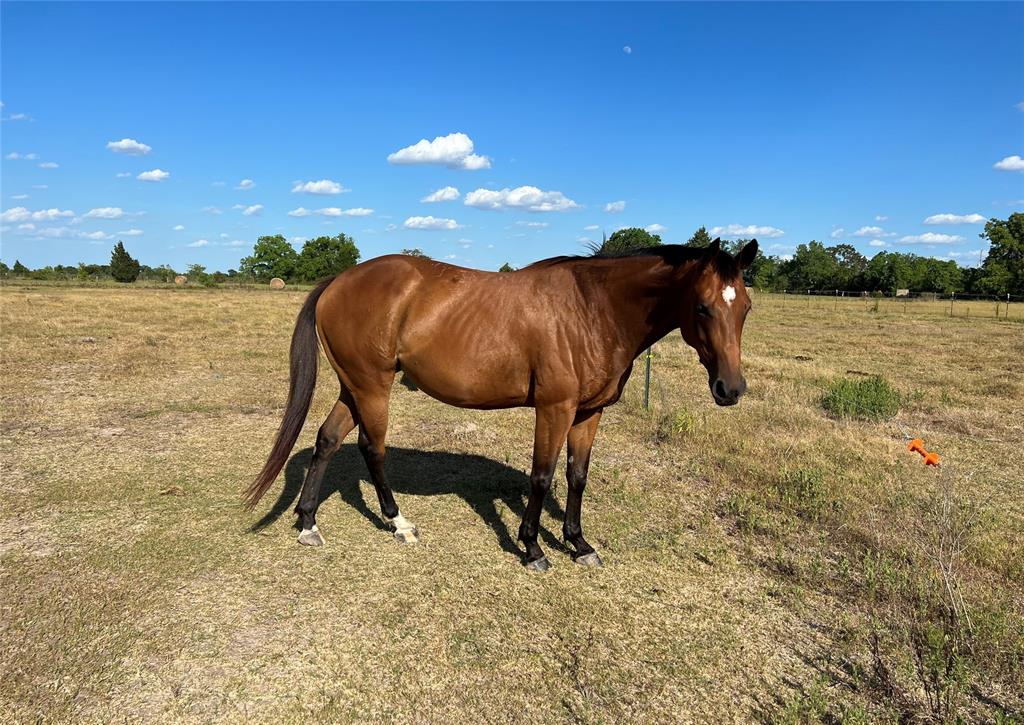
xmin=525 ymin=244 xmax=739 ymax=278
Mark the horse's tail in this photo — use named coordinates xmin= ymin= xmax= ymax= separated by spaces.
xmin=244 ymin=278 xmax=334 ymax=509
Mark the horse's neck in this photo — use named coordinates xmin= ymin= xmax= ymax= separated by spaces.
xmin=598 ymin=257 xmax=695 ymax=359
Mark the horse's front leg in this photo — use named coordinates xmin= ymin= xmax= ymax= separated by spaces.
xmin=518 ymin=403 xmax=575 ymax=571
xmin=563 ymin=408 xmax=603 ymax=567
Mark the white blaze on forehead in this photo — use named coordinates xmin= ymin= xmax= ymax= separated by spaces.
xmin=722 ymin=285 xmax=737 ymax=306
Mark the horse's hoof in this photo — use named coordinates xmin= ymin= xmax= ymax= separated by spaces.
xmin=393 ymin=526 xmax=419 ymax=545
xmin=575 ymin=551 xmax=603 ymax=568
xmin=525 ymin=556 xmax=550 ymax=572
xmin=298 ymin=527 xmax=325 ymax=546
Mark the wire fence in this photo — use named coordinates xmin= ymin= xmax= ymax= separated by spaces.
xmin=752 ymin=289 xmax=1023 ymax=320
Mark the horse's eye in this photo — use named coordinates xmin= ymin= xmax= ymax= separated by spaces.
xmin=697 ymin=304 xmax=711 ymax=318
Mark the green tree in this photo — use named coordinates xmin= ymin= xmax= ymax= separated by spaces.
xmin=498 ymin=262 xmax=516 ymax=272
xmin=977 ymin=213 xmax=1024 ymax=295
xmin=781 ymin=241 xmax=841 ymax=290
xmin=829 ymin=243 xmax=868 ymax=289
xmin=240 ymin=235 xmax=300 ymax=281
xmin=12 ymin=260 xmax=28 ymax=276
xmin=685 ymin=226 xmax=713 ymax=248
xmin=594 ymin=227 xmax=662 ymax=256
xmin=401 ymin=248 xmax=430 ymax=258
xmin=0 ymin=261 xmax=9 ymax=278
xmin=110 ymin=241 xmax=141 ymax=283
xmin=297 ymin=233 xmax=360 ymax=281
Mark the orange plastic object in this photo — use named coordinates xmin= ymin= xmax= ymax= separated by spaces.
xmin=923 ymin=451 xmax=941 ymax=467
xmin=908 ymin=439 xmax=926 ymax=455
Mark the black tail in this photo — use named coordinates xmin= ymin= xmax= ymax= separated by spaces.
xmin=244 ymin=279 xmax=333 ymax=509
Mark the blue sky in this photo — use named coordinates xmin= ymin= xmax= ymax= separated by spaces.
xmin=2 ymin=2 xmax=1022 ymax=272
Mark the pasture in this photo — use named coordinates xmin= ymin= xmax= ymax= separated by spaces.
xmin=1 ymin=284 xmax=1021 ymax=722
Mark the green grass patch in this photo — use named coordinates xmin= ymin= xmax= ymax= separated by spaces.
xmin=822 ymin=375 xmax=901 ymax=421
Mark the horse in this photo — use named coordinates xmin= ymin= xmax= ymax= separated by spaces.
xmin=245 ymin=238 xmax=758 ymax=570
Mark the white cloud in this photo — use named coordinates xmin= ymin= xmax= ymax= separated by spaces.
xmin=187 ymin=239 xmax=209 ymax=247
xmin=465 ymin=186 xmax=579 ymax=212
xmin=202 ymin=206 xmax=222 ymax=215
xmin=709 ymin=224 xmax=785 ymax=238
xmin=385 ymin=223 xmax=398 ymax=232
xmin=875 ymin=215 xmax=889 ymax=222
xmin=234 ymin=204 xmax=263 ymax=216
xmin=38 ymin=161 xmax=58 ymax=169
xmin=898 ymin=232 xmax=964 ymax=244
xmin=584 ymin=224 xmax=600 ymax=231
xmin=289 ymin=236 xmax=307 ymax=245
xmin=117 ymin=229 xmax=144 ymax=236
xmin=31 ymin=185 xmax=47 ymax=190
xmin=115 ymin=172 xmax=132 ymax=178
xmin=224 ymin=239 xmax=248 ymax=247
xmin=340 ymin=207 xmax=373 ymax=217
xmin=106 ymin=138 xmax=152 ymax=155
xmin=646 ymin=223 xmax=667 ymax=234
xmin=172 ymin=224 xmax=184 ymax=231
xmin=288 ymin=206 xmax=371 ymax=217
xmin=516 ymin=220 xmax=549 ymax=228
xmin=923 ymin=213 xmax=985 ymax=225
xmin=80 ymin=230 xmax=110 ymax=240
xmin=5 ymin=152 xmax=38 ymax=160
xmin=5 ymin=113 xmax=31 ymax=121
xmin=316 ymin=207 xmax=343 ymax=217
xmin=422 ymin=186 xmax=460 ymax=203
xmin=211 ymin=181 xmax=226 ymax=187
xmin=604 ymin=200 xmax=626 ymax=213
xmin=291 ymin=179 xmax=347 ymax=195
xmin=1 ymin=207 xmax=75 ymax=223
xmin=287 ymin=207 xmax=311 ymax=217
xmin=852 ymin=225 xmax=895 ymax=237
xmin=869 ymin=239 xmax=888 ymax=247
xmin=403 ymin=215 xmax=460 ymax=230
xmin=388 ymin=132 xmax=491 ymax=170
xmin=138 ymin=168 xmax=170 ymax=182
xmin=235 ymin=178 xmax=255 ymax=190
xmin=994 ymin=155 xmax=1024 ymax=172
xmin=830 ymin=227 xmax=845 ymax=239
xmin=11 ymin=194 xmax=29 ymax=200
xmin=84 ymin=207 xmax=125 ymax=219
xmin=17 ymin=223 xmax=35 ymax=231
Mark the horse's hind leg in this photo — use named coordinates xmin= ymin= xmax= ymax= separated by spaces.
xmin=354 ymin=385 xmax=419 ymax=544
xmin=295 ymin=393 xmax=358 ymax=546
xmin=564 ymin=409 xmax=603 ymax=567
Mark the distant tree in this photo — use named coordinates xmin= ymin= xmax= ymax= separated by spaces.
xmin=0 ymin=261 xmax=9 ymax=278
xmin=593 ymin=227 xmax=662 ymax=256
xmin=781 ymin=241 xmax=841 ymax=290
xmin=829 ymin=243 xmax=867 ymax=289
xmin=297 ymin=233 xmax=360 ymax=281
xmin=498 ymin=262 xmax=516 ymax=272
xmin=240 ymin=235 xmax=300 ymax=281
xmin=685 ymin=226 xmax=713 ymax=248
xmin=977 ymin=213 xmax=1023 ymax=295
xmin=401 ymin=248 xmax=430 ymax=258
xmin=110 ymin=242 xmax=141 ymax=283
xmin=12 ymin=260 xmax=29 ymax=277
xmin=186 ymin=263 xmax=211 ymax=286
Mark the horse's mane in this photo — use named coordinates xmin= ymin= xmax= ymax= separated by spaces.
xmin=525 ymin=244 xmax=739 ymax=278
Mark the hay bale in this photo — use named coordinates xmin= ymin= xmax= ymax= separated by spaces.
xmin=270 ymin=278 xmax=286 ymax=290
xmin=174 ymin=275 xmax=187 ymax=285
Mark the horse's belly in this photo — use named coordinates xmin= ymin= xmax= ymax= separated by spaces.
xmin=398 ymin=351 xmax=532 ymax=410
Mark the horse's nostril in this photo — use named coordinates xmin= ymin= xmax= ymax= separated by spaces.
xmin=714 ymin=379 xmax=728 ymax=399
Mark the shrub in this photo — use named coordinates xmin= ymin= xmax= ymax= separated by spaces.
xmin=110 ymin=242 xmax=141 ymax=283
xmin=822 ymin=375 xmax=901 ymax=421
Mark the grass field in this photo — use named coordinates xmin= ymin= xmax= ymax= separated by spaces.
xmin=1 ymin=283 xmax=1021 ymax=723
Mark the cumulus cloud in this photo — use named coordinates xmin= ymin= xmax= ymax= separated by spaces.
xmin=235 ymin=179 xmax=255 ymax=190
xmin=403 ymin=215 xmax=460 ymax=230
xmin=583 ymin=224 xmax=600 ymax=231
xmin=106 ymin=138 xmax=152 ymax=155
xmin=187 ymin=239 xmax=209 ymax=247
xmin=646 ymin=223 xmax=667 ymax=234
xmin=11 ymin=194 xmax=29 ymax=200
xmin=875 ymin=215 xmax=889 ymax=222
xmin=288 ymin=206 xmax=371 ymax=217
xmin=516 ymin=221 xmax=549 ymax=228
xmin=202 ymin=206 xmax=222 ymax=215
xmin=421 ymin=186 xmax=460 ymax=203
xmin=117 ymin=229 xmax=143 ymax=236
xmin=1 ymin=207 xmax=75 ymax=223
xmin=291 ymin=179 xmax=347 ymax=195
xmin=4 ymin=112 xmax=32 ymax=122
xmin=115 ymin=171 xmax=132 ymax=178
xmin=465 ymin=186 xmax=579 ymax=212
xmin=388 ymin=132 xmax=490 ymax=170
xmin=709 ymin=224 xmax=785 ymax=238
xmin=869 ymin=239 xmax=888 ymax=247
xmin=5 ymin=152 xmax=38 ymax=160
xmin=224 ymin=239 xmax=248 ymax=247
xmin=38 ymin=162 xmax=59 ymax=169
xmin=994 ymin=155 xmax=1024 ymax=172
xmin=84 ymin=207 xmax=126 ymax=219
xmin=138 ymin=168 xmax=170 ymax=182
xmin=233 ymin=204 xmax=263 ymax=216
xmin=899 ymin=232 xmax=964 ymax=244
xmin=830 ymin=227 xmax=845 ymax=239
xmin=852 ymin=225 xmax=894 ymax=237
xmin=172 ymin=224 xmax=184 ymax=231
xmin=923 ymin=213 xmax=986 ymax=225
xmin=604 ymin=200 xmax=626 ymax=213
xmin=340 ymin=207 xmax=373 ymax=217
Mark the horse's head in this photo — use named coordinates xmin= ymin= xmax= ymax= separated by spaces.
xmin=679 ymin=238 xmax=758 ymax=406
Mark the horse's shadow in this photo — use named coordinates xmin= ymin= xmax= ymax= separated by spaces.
xmin=251 ymin=445 xmax=568 ymax=560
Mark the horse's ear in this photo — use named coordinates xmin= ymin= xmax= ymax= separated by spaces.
xmin=736 ymin=239 xmax=759 ymax=270
xmin=704 ymin=238 xmax=721 ymax=258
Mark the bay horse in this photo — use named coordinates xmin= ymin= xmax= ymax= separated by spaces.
xmin=245 ymin=238 xmax=758 ymax=570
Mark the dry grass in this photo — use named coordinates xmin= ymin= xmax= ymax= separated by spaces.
xmin=1 ymin=283 xmax=1021 ymax=723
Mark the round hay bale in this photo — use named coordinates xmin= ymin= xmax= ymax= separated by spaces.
xmin=269 ymin=277 xmax=286 ymax=290
xmin=174 ymin=275 xmax=187 ymax=285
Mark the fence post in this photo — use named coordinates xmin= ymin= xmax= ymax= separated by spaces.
xmin=643 ymin=347 xmax=652 ymax=410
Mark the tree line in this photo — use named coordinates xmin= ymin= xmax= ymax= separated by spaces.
xmin=2 ymin=213 xmax=1020 ymax=296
